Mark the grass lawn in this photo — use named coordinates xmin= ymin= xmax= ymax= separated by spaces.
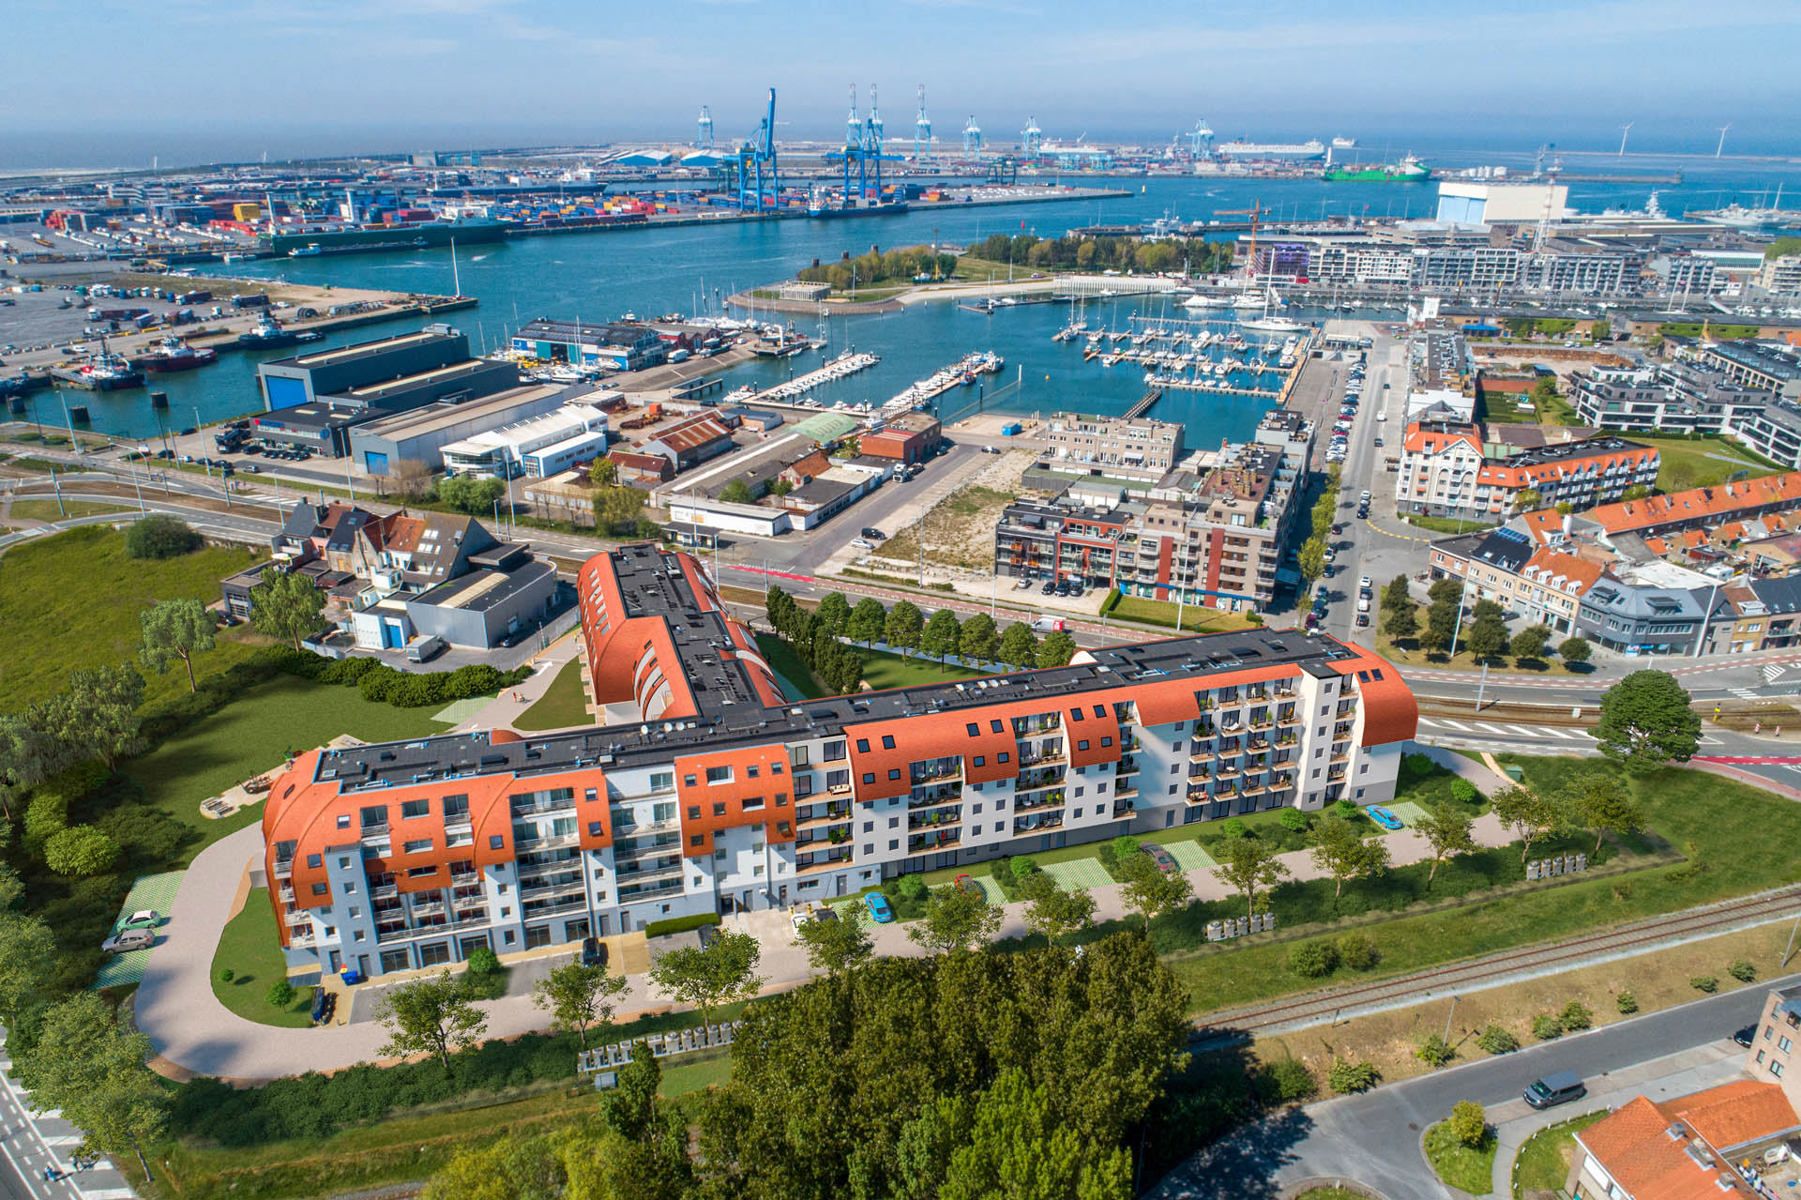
xmin=1104 ymin=593 xmax=1260 ymax=634
xmin=860 ymin=648 xmax=993 ymax=690
xmin=1424 ymin=1120 xmax=1496 ymax=1195
xmin=1624 ymin=434 xmax=1779 ymax=492
xmin=513 ymin=658 xmax=592 ymax=731
xmin=1165 ymin=759 xmax=1801 ymax=1016
xmin=1297 ymin=1190 xmax=1374 ymax=1200
xmin=1513 ymin=1111 xmax=1605 ymax=1199
xmin=210 ymin=888 xmax=314 ymax=1028
xmin=1403 ymin=514 xmax=1500 ymax=536
xmin=755 ymin=633 xmax=830 ymax=699
xmin=1477 ymin=393 xmax=1539 ymax=425
xmin=5 ymin=498 xmax=133 ymax=521
xmin=0 ymin=525 xmax=267 ymax=712
xmin=660 ymin=1048 xmax=732 ymax=1096
xmin=125 ymin=676 xmax=450 ymax=864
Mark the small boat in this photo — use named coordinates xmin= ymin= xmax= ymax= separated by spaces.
xmin=53 ymin=348 xmax=145 ymax=391
xmin=288 ymin=243 xmax=323 ymax=258
xmin=236 ymin=314 xmax=323 ymax=350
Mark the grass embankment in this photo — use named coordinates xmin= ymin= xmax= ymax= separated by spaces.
xmin=513 ymin=658 xmax=593 ymax=731
xmin=860 ymin=648 xmax=991 ymax=691
xmin=1625 ymin=434 xmax=1781 ymax=492
xmin=1424 ymin=1119 xmax=1497 ymax=1195
xmin=0 ymin=525 xmax=265 ymax=711
xmin=1659 ymin=322 xmax=1761 ymax=340
xmin=210 ymin=888 xmax=315 ymax=1028
xmin=1102 ymin=592 xmax=1260 ymax=634
xmin=755 ymin=632 xmax=830 ymax=699
xmin=1167 ymin=758 xmax=1801 ymax=1016
xmin=1513 ymin=1112 xmax=1606 ymax=1199
xmin=1403 ymin=514 xmax=1500 ymax=536
xmin=4 ymin=498 xmax=133 ymax=521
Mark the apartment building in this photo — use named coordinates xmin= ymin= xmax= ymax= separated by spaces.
xmin=1519 ymin=248 xmax=1635 ymax=295
xmin=993 ymin=500 xmax=1134 ymax=591
xmin=1397 ymin=423 xmax=1658 ymax=519
xmin=1761 ymin=254 xmax=1801 ymax=297
xmin=1571 ymin=1080 xmax=1797 ymax=1200
xmin=1572 ymin=361 xmax=1768 ymax=435
xmin=1702 ymin=342 xmax=1801 ymax=399
xmin=1039 ymin=413 xmax=1186 ymax=481
xmin=264 ymin=544 xmax=1417 ymax=980
xmin=1428 ymin=526 xmax=1608 ymax=634
xmin=1732 ymin=399 xmax=1801 ymax=470
xmin=1747 ymin=984 xmax=1801 ymax=1100
xmin=1309 ymin=240 xmax=1416 ymax=287
xmin=1412 ymin=245 xmax=1521 ymax=291
xmin=1647 ymin=252 xmax=1717 ymax=296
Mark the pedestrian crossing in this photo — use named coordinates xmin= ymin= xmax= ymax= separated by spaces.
xmin=1731 ymin=688 xmax=1763 ymax=701
xmin=1416 ymin=716 xmax=1595 ymax=744
xmin=1764 ymin=664 xmax=1788 ymax=683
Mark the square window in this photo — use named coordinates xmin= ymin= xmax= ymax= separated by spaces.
xmin=990 ymin=719 xmax=1003 ymax=733
xmin=888 ymin=769 xmax=901 ymax=781
xmin=336 ymin=814 xmax=350 ymax=829
xmin=306 ymin=853 xmax=323 ymax=869
xmin=713 ymin=803 xmax=727 ymax=817
xmin=998 ymin=752 xmax=1010 ymax=764
xmin=856 ymin=739 xmax=870 ymax=753
xmin=966 ymin=723 xmax=979 ymax=737
xmin=747 ymin=765 xmax=760 ymax=779
xmin=688 ymin=806 xmax=701 ymax=820
xmin=973 ymin=755 xmax=985 ymax=767
xmin=690 ymin=834 xmax=705 ymax=847
xmin=888 ymin=816 xmax=899 ymax=829
xmin=490 ymin=835 xmax=505 ymax=850
xmin=862 ymin=772 xmax=875 ymax=785
xmin=882 ymin=735 xmax=896 ymax=750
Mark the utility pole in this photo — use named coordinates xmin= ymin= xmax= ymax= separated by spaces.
xmin=1447 ymin=573 xmax=1471 ymax=657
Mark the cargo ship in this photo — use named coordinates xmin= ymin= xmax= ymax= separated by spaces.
xmin=1216 ymin=139 xmax=1327 ymax=161
xmin=53 ymin=349 xmax=144 ymax=391
xmin=131 ymin=336 xmax=218 ymax=373
xmin=264 ymin=217 xmax=506 ymax=257
xmin=1324 ymin=155 xmax=1429 ymax=183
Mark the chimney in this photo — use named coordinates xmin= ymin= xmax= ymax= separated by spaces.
xmin=1562 ymin=512 xmax=1573 ymax=537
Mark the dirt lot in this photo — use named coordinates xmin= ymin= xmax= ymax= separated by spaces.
xmin=875 ymin=449 xmax=1033 ymax=572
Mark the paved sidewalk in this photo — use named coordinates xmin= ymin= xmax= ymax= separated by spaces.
xmin=446 ymin=631 xmax=585 ymax=734
xmin=0 ymin=1037 xmax=137 ymax=1199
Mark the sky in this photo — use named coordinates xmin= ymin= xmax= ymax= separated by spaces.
xmin=4 ymin=0 xmax=1801 ymax=168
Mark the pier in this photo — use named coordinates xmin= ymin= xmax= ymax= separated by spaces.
xmin=731 ymin=350 xmax=880 ymax=404
xmin=884 ymin=351 xmax=1003 ymax=416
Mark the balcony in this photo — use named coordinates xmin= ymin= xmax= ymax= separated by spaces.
xmin=616 ymin=859 xmax=684 ymax=884
xmin=611 ymin=817 xmax=678 ymax=839
xmin=908 ymin=830 xmax=962 ymax=856
xmin=1014 ymin=791 xmax=1064 ymax=813
xmin=797 ymin=850 xmax=854 ymax=874
xmin=1017 ymin=747 xmax=1066 ymax=768
xmin=796 ymin=803 xmax=851 ymax=829
xmin=514 ymin=830 xmax=580 ymax=852
xmin=521 ymin=875 xmax=586 ymax=900
xmin=510 ymin=797 xmax=576 ymax=818
xmin=909 ymin=783 xmax=962 ymax=808
xmin=618 ymin=876 xmax=685 ymax=901
xmin=371 ymin=882 xmax=399 ymax=899
xmin=1015 ymin=768 xmax=1063 ymax=792
xmin=1012 ymin=815 xmax=1063 ymax=835
xmin=273 ymin=860 xmax=293 ymax=880
xmin=908 ymin=807 xmax=961 ymax=833
xmin=522 ymin=894 xmax=588 ymax=917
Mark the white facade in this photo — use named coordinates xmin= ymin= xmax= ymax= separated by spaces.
xmin=440 ymin=403 xmax=611 ymax=480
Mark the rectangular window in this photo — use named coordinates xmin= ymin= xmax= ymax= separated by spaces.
xmin=442 ymin=794 xmax=469 ymax=820
xmin=790 ymin=747 xmax=809 ymax=767
xmin=856 ymin=739 xmax=870 ymax=753
xmin=649 ymin=770 xmax=675 ymax=792
xmin=402 ymin=799 xmax=430 ymax=819
xmin=712 ymin=803 xmax=727 ymax=817
xmin=882 ymin=735 xmax=896 ymax=750
xmin=359 ymin=807 xmax=387 ymax=831
xmin=747 ymin=765 xmax=760 ymax=779
xmin=403 ymin=839 xmax=432 ymax=854
xmin=684 ymin=774 xmax=698 ymax=788
xmin=306 ymin=853 xmax=323 ymax=869
xmin=407 ymin=865 xmax=437 ymax=878
xmin=743 ymin=796 xmax=765 ymax=810
xmin=688 ymin=806 xmax=701 ymax=820
xmin=990 ymin=719 xmax=1003 ymax=733
xmin=706 ymin=766 xmax=733 ymax=784
xmin=824 ymin=740 xmax=846 ymax=761
xmin=966 ymin=723 xmax=980 ymax=737
xmin=690 ymin=834 xmax=705 ymax=847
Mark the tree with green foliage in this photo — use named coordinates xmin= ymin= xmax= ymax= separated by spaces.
xmin=1596 ymin=670 xmax=1702 ymax=767
xmin=592 ymin=481 xmax=648 ymax=535
xmin=1384 ymin=599 xmax=1420 ymax=644
xmin=1448 ymin=1100 xmax=1488 ymax=1148
xmin=532 ymin=960 xmax=628 ymax=1051
xmin=796 ymin=912 xmax=875 ymax=977
xmin=1298 ymin=537 xmax=1327 ymax=586
xmin=1564 ymin=771 xmax=1644 ymax=854
xmin=436 ymin=475 xmax=507 ymax=515
xmin=957 ymin=612 xmax=999 ymax=663
xmin=44 ymin=824 xmax=120 ymax=876
xmin=1115 ymin=850 xmax=1193 ymax=928
xmin=1213 ymin=835 xmax=1289 ymax=920
xmin=1022 ymin=876 xmax=1096 ymax=946
xmin=921 ymin=608 xmax=962 ymax=663
xmin=374 ymin=971 xmax=490 ymax=1077
xmin=1590 ymin=319 xmax=1612 ymax=343
xmin=250 ymin=569 xmax=326 ymax=652
xmin=999 ymin=621 xmax=1039 ymax=669
xmin=814 ymin=592 xmax=851 ymax=639
xmin=589 ymin=456 xmax=619 ymax=487
xmin=1416 ymin=805 xmax=1476 ymax=885
xmin=1465 ymin=599 xmax=1510 ymax=662
xmin=1382 ymin=575 xmax=1412 ymax=613
xmin=885 ymin=599 xmax=924 ymax=656
xmin=648 ymin=929 xmax=762 ymax=1030
xmin=937 ymin=1068 xmax=1133 ymax=1200
xmin=0 ymin=715 xmax=55 ymax=822
xmin=36 ymin=663 xmax=143 ymax=770
xmin=1309 ymin=814 xmax=1389 ymax=899
xmin=123 ymin=514 xmax=201 ymax=560
xmin=138 ymin=597 xmax=215 ymax=692
xmin=1328 ymin=1059 xmax=1380 ymax=1094
xmin=602 ymin=1040 xmax=665 ymax=1143
xmin=909 ymin=883 xmax=1001 ymax=954
xmin=17 ymin=992 xmax=167 ymax=1179
xmin=1490 ymin=784 xmax=1563 ymax=863
xmin=719 ymin=478 xmax=756 ymax=504
xmin=1559 ymin=636 xmax=1592 ymax=665
xmin=847 ymin=597 xmax=887 ymax=646
xmin=1037 ymin=630 xmax=1078 ymax=668
xmin=1511 ymin=624 xmax=1550 ymax=662
xmin=0 ymin=911 xmax=56 ymax=1022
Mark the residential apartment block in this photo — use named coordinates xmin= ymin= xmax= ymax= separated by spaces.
xmin=1572 ymin=361 xmax=1769 ymax=435
xmin=1039 ymin=413 xmax=1186 ymax=481
xmin=264 ymin=544 xmax=1416 ymax=980
xmin=1571 ymin=1080 xmax=1797 ymax=1200
xmin=1702 ymin=341 xmax=1801 ymax=399
xmin=1397 ymin=423 xmax=1658 ymax=519
xmin=1731 ymin=399 xmax=1801 ymax=470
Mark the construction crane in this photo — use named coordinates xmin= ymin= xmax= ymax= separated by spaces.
xmin=733 ymin=88 xmax=779 ymax=213
xmin=1022 ymin=115 xmax=1043 ymax=156
xmin=1216 ymin=200 xmax=1268 ymax=281
xmin=696 ymin=105 xmax=714 ymax=151
xmin=963 ymin=114 xmax=983 ymax=158
xmin=867 ymin=84 xmax=884 ymax=146
xmin=914 ymin=84 xmax=932 ymax=159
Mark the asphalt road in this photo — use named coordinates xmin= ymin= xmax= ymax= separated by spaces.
xmin=1151 ymin=974 xmax=1797 ymax=1200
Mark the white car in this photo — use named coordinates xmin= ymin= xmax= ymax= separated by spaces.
xmin=1358 ymin=576 xmax=1373 ymax=592
xmin=850 ymin=538 xmax=874 ymax=550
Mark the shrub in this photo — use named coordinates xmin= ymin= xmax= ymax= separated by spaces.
xmin=1450 ymin=779 xmax=1480 ymax=805
xmin=1327 ymin=1059 xmax=1380 ymax=1094
xmin=267 ymin=980 xmax=295 ymax=1008
xmin=1728 ymin=960 xmax=1757 ymax=983
xmin=1220 ymin=817 xmax=1250 ymax=839
xmin=1476 ymin=1024 xmax=1519 ymax=1055
xmin=895 ymin=875 xmax=928 ymax=903
xmin=1532 ymin=1014 xmax=1564 ymax=1040
xmin=1616 ymin=991 xmax=1639 ymax=1015
xmin=1559 ymin=1001 xmax=1593 ymax=1032
xmin=465 ymin=946 xmax=501 ymax=976
xmin=1262 ymin=1057 xmax=1317 ymax=1104
xmin=1336 ymin=931 xmax=1379 ymax=971
xmin=1416 ymin=1034 xmax=1455 ymax=1068
xmin=1287 ymin=940 xmax=1339 ymax=979
xmin=1448 ymin=1100 xmax=1488 ymax=1149
xmin=44 ymin=825 xmax=121 ymax=877
xmin=219 ymin=968 xmax=235 ymax=984
xmin=124 ymin=514 xmax=202 ymax=559
xmin=23 ymin=791 xmax=69 ymax=847
xmin=642 ymin=912 xmax=721 ymax=938
xmin=1691 ymin=975 xmax=1719 ymax=994
xmin=1277 ymin=809 xmax=1309 ymax=834
xmin=1333 ymin=799 xmax=1359 ymax=820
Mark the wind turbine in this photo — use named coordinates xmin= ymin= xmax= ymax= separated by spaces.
xmin=1617 ymin=122 xmax=1633 ymax=157
xmin=1716 ymin=124 xmax=1731 ymax=158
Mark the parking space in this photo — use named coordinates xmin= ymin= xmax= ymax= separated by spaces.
xmin=1042 ymin=857 xmax=1114 ymax=893
xmin=92 ymin=870 xmax=184 ymax=989
xmin=1165 ymin=840 xmax=1219 ymax=872
xmin=1384 ymin=800 xmax=1432 ymax=827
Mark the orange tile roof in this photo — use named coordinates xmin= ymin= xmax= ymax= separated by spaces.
xmin=1519 ymin=510 xmax=1566 ymax=544
xmin=1578 ymin=1084 xmax=1796 ymax=1200
xmin=1476 ymin=445 xmax=1658 ymax=489
xmin=1538 ymin=471 xmax=1801 ymax=535
xmin=1521 ymin=547 xmax=1607 ymax=594
xmin=1403 ymin=422 xmax=1482 ymax=456
xmin=1670 ymin=1080 xmax=1798 ymax=1151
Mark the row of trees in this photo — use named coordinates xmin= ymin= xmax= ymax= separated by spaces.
xmin=966 ymin=232 xmax=1237 ymax=277
xmin=1381 ymin=576 xmax=1593 ymax=667
xmin=1297 ymin=466 xmax=1342 ymax=587
xmin=796 ymin=245 xmax=960 ymax=292
xmin=764 ymin=587 xmax=865 ymax=695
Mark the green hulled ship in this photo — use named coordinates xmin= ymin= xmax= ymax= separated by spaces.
xmin=1323 ymin=156 xmax=1429 ymax=183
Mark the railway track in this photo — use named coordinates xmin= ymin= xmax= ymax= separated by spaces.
xmin=1192 ymin=883 xmax=1801 ymax=1038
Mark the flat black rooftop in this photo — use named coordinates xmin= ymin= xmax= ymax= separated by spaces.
xmin=1499 ymin=434 xmax=1649 ymax=468
xmin=312 ymin=544 xmax=1360 ymax=790
xmin=265 ymin=329 xmax=460 ymax=372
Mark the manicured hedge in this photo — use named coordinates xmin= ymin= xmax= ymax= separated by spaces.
xmin=643 ymin=911 xmax=721 ymax=938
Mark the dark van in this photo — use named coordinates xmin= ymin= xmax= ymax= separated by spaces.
xmin=1523 ymin=1071 xmax=1586 ymax=1109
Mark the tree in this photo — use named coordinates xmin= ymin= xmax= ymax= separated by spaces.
xmin=139 ymin=597 xmax=215 ymax=692
xmin=1423 ymin=591 xmax=1461 ymax=654
xmin=1022 ymin=876 xmax=1096 ymax=946
xmin=1309 ymin=814 xmax=1389 ymax=899
xmin=1590 ymin=319 xmax=1612 ymax=342
xmin=1511 ymin=624 xmax=1550 ymax=662
xmin=1117 ymin=851 xmax=1193 ymax=929
xmin=1620 ymin=483 xmax=1651 ymax=502
xmin=921 ymin=608 xmax=962 ymax=663
xmin=1382 ymin=575 xmax=1412 ymax=614
xmin=1490 ymin=784 xmax=1563 ymax=863
xmin=1384 ymin=599 xmax=1420 ymax=644
xmin=648 ymin=929 xmax=762 ymax=1029
xmin=908 ymin=883 xmax=1001 ymax=954
xmin=719 ymin=478 xmax=756 ymax=504
xmin=1297 ymin=537 xmax=1326 ymax=586
xmin=123 ymin=514 xmax=201 ymax=559
xmin=1564 ymin=771 xmax=1644 ymax=854
xmin=374 ymin=971 xmax=490 ymax=1076
xmin=1449 ymin=1101 xmax=1488 ymax=1148
xmin=958 ymin=612 xmax=999 ymax=663
xmin=1037 ymin=630 xmax=1078 ymax=668
xmin=436 ymin=475 xmax=507 ymax=516
xmin=1212 ymin=836 xmax=1289 ymax=919
xmin=848 ymin=597 xmax=887 ymax=645
xmin=1595 ymin=670 xmax=1702 ymax=767
xmin=0 ymin=715 xmax=54 ymax=822
xmin=999 ymin=621 xmax=1038 ymax=669
xmin=796 ymin=912 xmax=875 ymax=977
xmin=0 ymin=912 xmax=56 ymax=1021
xmin=589 ymin=456 xmax=620 ymax=487
xmin=250 ymin=569 xmax=326 ymax=652
xmin=814 ymin=592 xmax=851 ymax=639
xmin=1559 ymin=636 xmax=1592 ymax=665
xmin=938 ymin=1069 xmax=1132 ymax=1200
xmin=16 ymin=992 xmax=167 ymax=1179
xmin=1416 ymin=805 xmax=1476 ymax=885
xmin=1465 ymin=600 xmax=1510 ymax=662
xmin=44 ymin=824 xmax=120 ymax=877
xmin=592 ymin=482 xmax=648 ymax=534
xmin=885 ymin=600 xmax=924 ymax=656
xmin=532 ymin=961 xmax=628 ymax=1051
xmin=602 ymin=1040 xmax=665 ymax=1143
xmin=38 ymin=664 xmax=143 ymax=770
xmin=390 ymin=458 xmax=435 ymax=499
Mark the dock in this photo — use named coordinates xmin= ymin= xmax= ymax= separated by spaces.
xmin=883 ymin=352 xmax=1004 ymax=417
xmin=730 ymin=350 xmax=880 ymax=404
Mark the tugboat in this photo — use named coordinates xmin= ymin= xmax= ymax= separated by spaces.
xmin=52 ymin=344 xmax=145 ymax=390
xmin=236 ymin=313 xmax=324 ymax=350
xmin=131 ymin=336 xmax=218 ymax=373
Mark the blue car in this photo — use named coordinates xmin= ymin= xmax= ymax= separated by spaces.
xmin=865 ymin=893 xmax=895 ymax=923
xmin=1367 ymin=806 xmax=1403 ymax=831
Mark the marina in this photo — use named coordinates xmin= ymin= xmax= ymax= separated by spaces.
xmin=721 ymin=349 xmax=880 ymax=405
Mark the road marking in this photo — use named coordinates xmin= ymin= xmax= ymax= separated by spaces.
xmin=1434 ymin=718 xmax=1474 ymax=731
xmin=1502 ymin=724 xmax=1545 ymax=737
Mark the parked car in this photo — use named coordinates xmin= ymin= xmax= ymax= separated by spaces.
xmin=864 ymin=893 xmax=895 ymax=923
xmin=1355 ymin=612 xmax=1370 ymax=628
xmin=580 ymin=936 xmax=608 ymax=968
xmin=1523 ymin=1071 xmax=1587 ymax=1110
xmin=1041 ymin=580 xmax=1056 ymax=595
xmin=101 ymin=928 xmax=154 ymax=954
xmin=1139 ymin=842 xmax=1178 ymax=873
xmin=850 ymin=538 xmax=874 ymax=550
xmin=860 ymin=527 xmax=886 ymax=541
xmin=119 ymin=909 xmax=161 ymax=930
xmin=1367 ymin=806 xmax=1404 ymax=831
xmin=953 ymin=874 xmax=985 ymax=900
xmin=1358 ymin=576 xmax=1373 ymax=593
xmin=1734 ymin=1025 xmax=1758 ymax=1048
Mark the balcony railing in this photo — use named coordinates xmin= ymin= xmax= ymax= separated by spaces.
xmin=908 ymin=830 xmax=961 ymax=855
